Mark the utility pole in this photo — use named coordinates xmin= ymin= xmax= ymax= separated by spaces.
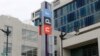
xmin=59 ymin=32 xmax=67 ymax=56
xmin=0 ymin=26 xmax=11 ymax=56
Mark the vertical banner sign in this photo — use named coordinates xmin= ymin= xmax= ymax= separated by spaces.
xmin=44 ymin=24 xmax=52 ymax=35
xmin=42 ymin=1 xmax=52 ymax=35
xmin=40 ymin=1 xmax=52 ymax=56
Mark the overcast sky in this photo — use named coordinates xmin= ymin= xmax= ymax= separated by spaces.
xmin=0 ymin=0 xmax=54 ymax=22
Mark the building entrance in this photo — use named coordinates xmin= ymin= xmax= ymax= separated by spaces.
xmin=71 ymin=43 xmax=98 ymax=56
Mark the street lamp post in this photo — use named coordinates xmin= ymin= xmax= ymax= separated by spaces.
xmin=0 ymin=27 xmax=11 ymax=56
xmin=59 ymin=32 xmax=67 ymax=56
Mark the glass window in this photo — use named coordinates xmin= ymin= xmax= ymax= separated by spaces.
xmin=63 ymin=6 xmax=67 ymax=14
xmin=71 ymin=43 xmax=98 ymax=56
xmin=73 ymin=2 xmax=76 ymax=10
xmin=35 ymin=10 xmax=40 ymax=17
xmin=54 ymin=36 xmax=57 ymax=45
xmin=63 ymin=2 xmax=76 ymax=13
xmin=57 ymin=9 xmax=61 ymax=17
xmin=89 ymin=0 xmax=96 ymax=3
xmin=90 ymin=4 xmax=95 ymax=13
xmin=49 ymin=53 xmax=53 ymax=56
xmin=54 ymin=19 xmax=58 ymax=28
xmin=86 ymin=5 xmax=91 ymax=15
xmin=59 ymin=18 xmax=61 ymax=26
xmin=86 ymin=4 xmax=95 ymax=15
xmin=80 ymin=19 xmax=85 ymax=28
xmin=21 ymin=46 xmax=37 ymax=56
xmin=67 ymin=12 xmax=76 ymax=22
xmin=94 ymin=12 xmax=100 ymax=23
xmin=95 ymin=1 xmax=100 ymax=11
xmin=67 ymin=3 xmax=75 ymax=12
xmin=74 ymin=21 xmax=80 ymax=31
xmin=76 ymin=0 xmax=85 ymax=8
xmin=22 ymin=29 xmax=38 ymax=42
xmin=85 ymin=0 xmax=96 ymax=4
xmin=84 ymin=15 xmax=94 ymax=26
xmin=58 ymin=27 xmax=61 ymax=31
xmin=61 ymin=26 xmax=66 ymax=32
xmin=55 ymin=51 xmax=57 ymax=56
xmin=32 ymin=13 xmax=34 ymax=18
xmin=70 ymin=2 xmax=76 ymax=11
xmin=54 ymin=10 xmax=57 ymax=18
xmin=69 ymin=4 xmax=73 ymax=12
xmin=35 ymin=19 xmax=39 ymax=26
xmin=76 ymin=10 xmax=80 ymax=19
xmin=60 ymin=17 xmax=67 ymax=25
xmin=67 ymin=5 xmax=70 ymax=13
xmin=67 ymin=24 xmax=74 ymax=32
xmin=61 ymin=17 xmax=64 ymax=25
xmin=80 ymin=7 xmax=87 ymax=18
xmin=61 ymin=8 xmax=63 ymax=15
xmin=63 ymin=16 xmax=67 ymax=24
xmin=85 ymin=0 xmax=89 ymax=4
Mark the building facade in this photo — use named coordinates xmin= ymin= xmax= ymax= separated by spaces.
xmin=31 ymin=0 xmax=100 ymax=56
xmin=31 ymin=9 xmax=41 ymax=26
xmin=32 ymin=1 xmax=56 ymax=56
xmin=53 ymin=0 xmax=100 ymax=32
xmin=0 ymin=15 xmax=38 ymax=56
xmin=53 ymin=0 xmax=100 ymax=56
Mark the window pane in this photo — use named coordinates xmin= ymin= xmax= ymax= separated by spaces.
xmin=54 ymin=19 xmax=58 ymax=28
xmin=57 ymin=9 xmax=61 ymax=17
xmin=61 ymin=26 xmax=66 ymax=32
xmin=67 ymin=24 xmax=74 ymax=32
xmin=54 ymin=36 xmax=57 ymax=45
xmin=74 ymin=21 xmax=80 ymax=31
xmin=61 ymin=8 xmax=63 ymax=15
xmin=80 ymin=19 xmax=84 ymax=28
xmin=94 ymin=12 xmax=100 ymax=23
xmin=63 ymin=6 xmax=67 ymax=14
xmin=84 ymin=15 xmax=94 ymax=26
xmin=63 ymin=16 xmax=67 ymax=24
xmin=76 ymin=0 xmax=85 ymax=8
xmin=80 ymin=7 xmax=87 ymax=18
xmin=67 ymin=12 xmax=76 ymax=22
xmin=61 ymin=17 xmax=64 ymax=25
xmin=76 ymin=10 xmax=80 ymax=19
xmin=95 ymin=1 xmax=100 ymax=11
xmin=35 ymin=19 xmax=39 ymax=26
xmin=54 ymin=10 xmax=57 ymax=18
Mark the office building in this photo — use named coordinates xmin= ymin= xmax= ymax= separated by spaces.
xmin=0 ymin=15 xmax=38 ymax=56
xmin=53 ymin=0 xmax=100 ymax=56
xmin=31 ymin=0 xmax=100 ymax=56
xmin=31 ymin=9 xmax=41 ymax=26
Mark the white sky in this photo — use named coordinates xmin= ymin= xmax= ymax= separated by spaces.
xmin=0 ymin=0 xmax=54 ymax=22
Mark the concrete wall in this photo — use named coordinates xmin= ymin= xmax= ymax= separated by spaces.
xmin=52 ymin=0 xmax=72 ymax=10
xmin=53 ymin=22 xmax=100 ymax=56
xmin=63 ymin=23 xmax=100 ymax=48
xmin=0 ymin=15 xmax=38 ymax=56
xmin=62 ymin=23 xmax=100 ymax=56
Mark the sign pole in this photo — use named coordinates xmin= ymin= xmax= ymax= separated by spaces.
xmin=40 ymin=1 xmax=52 ymax=56
xmin=45 ymin=34 xmax=49 ymax=56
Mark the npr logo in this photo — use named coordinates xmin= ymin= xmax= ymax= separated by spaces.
xmin=44 ymin=17 xmax=51 ymax=25
xmin=44 ymin=24 xmax=52 ymax=35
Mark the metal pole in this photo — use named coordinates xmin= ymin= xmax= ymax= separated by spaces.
xmin=0 ymin=27 xmax=11 ymax=56
xmin=6 ymin=35 xmax=8 ymax=56
xmin=45 ymin=34 xmax=49 ymax=56
xmin=59 ymin=32 xmax=67 ymax=56
xmin=61 ymin=39 xmax=63 ymax=56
